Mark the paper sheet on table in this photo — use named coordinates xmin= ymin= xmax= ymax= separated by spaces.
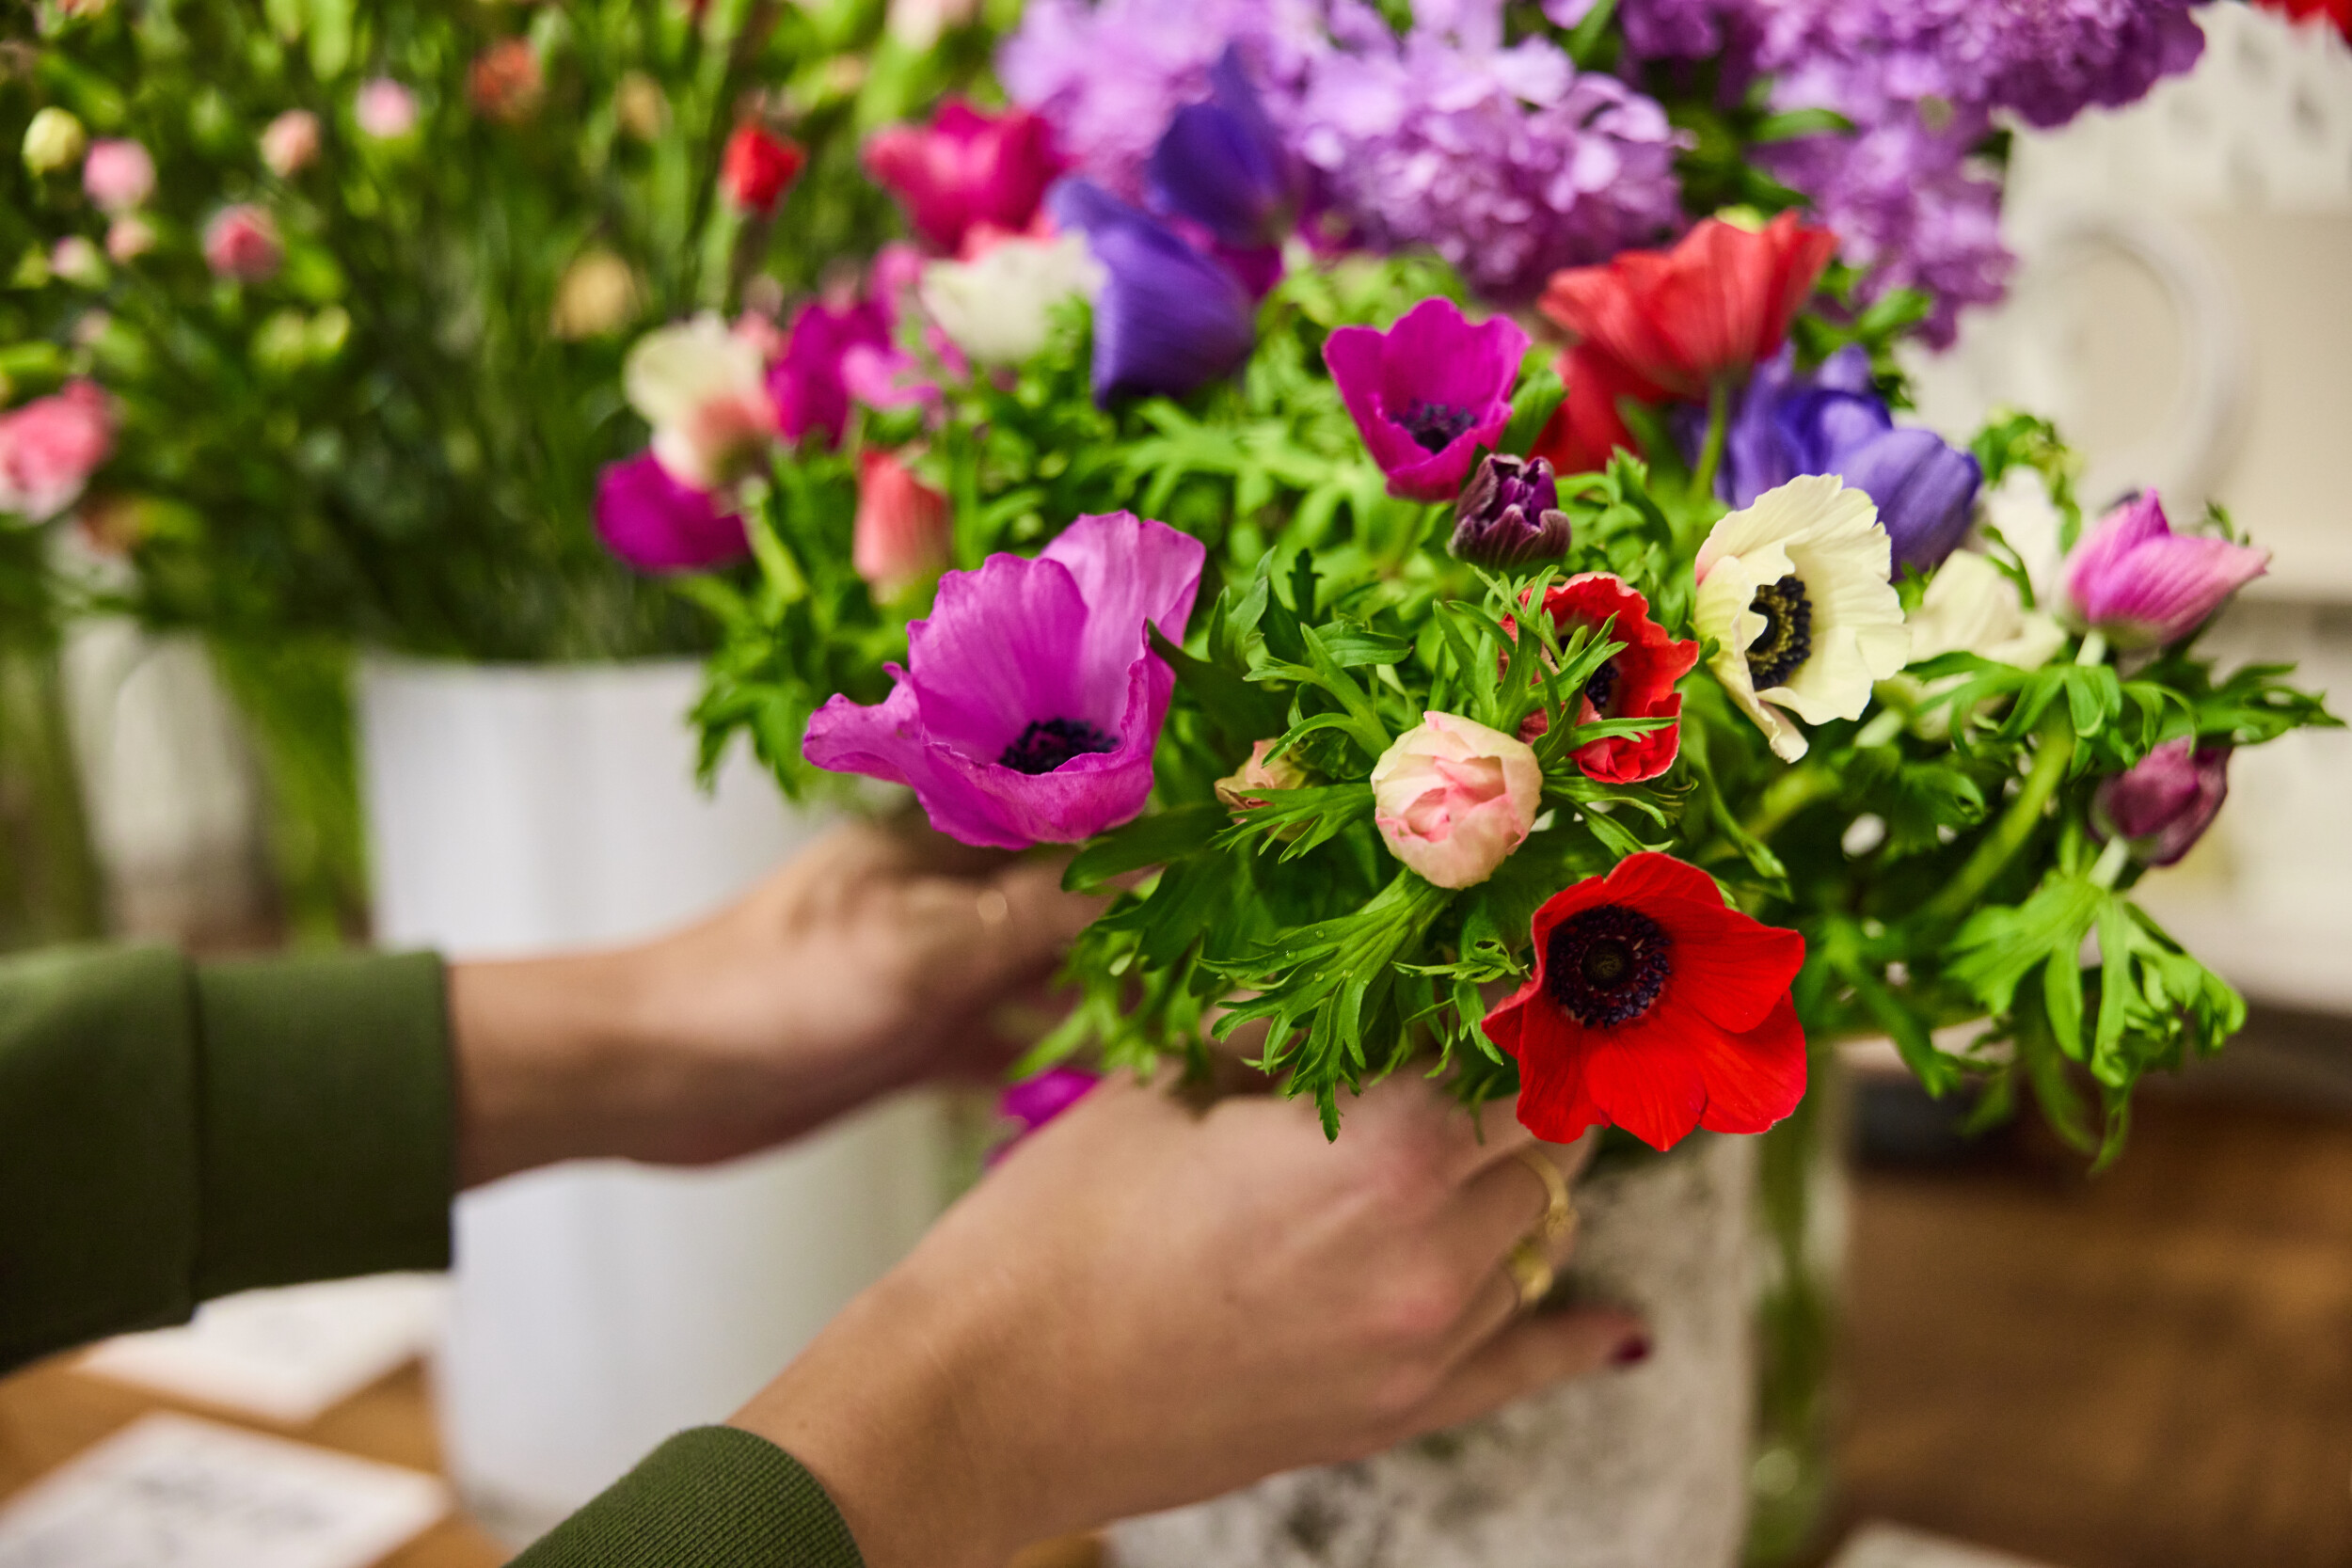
xmin=77 ymin=1275 xmax=446 ymax=1425
xmin=1835 ymin=1522 xmax=2062 ymax=1568
xmin=0 ymin=1412 xmax=449 ymax=1568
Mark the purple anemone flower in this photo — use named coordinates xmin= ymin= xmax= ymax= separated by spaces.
xmin=2064 ymin=491 xmax=2269 ymax=651
xmin=2092 ymin=737 xmax=2230 ymax=868
xmin=769 ymin=296 xmax=893 ymax=449
xmin=803 ymin=511 xmax=1205 ymax=848
xmin=595 ymin=452 xmax=748 ymax=573
xmin=1047 ymin=180 xmax=1257 ymax=404
xmin=1841 ymin=427 xmax=1982 ymax=578
xmin=1451 ymin=454 xmax=1572 ymax=568
xmin=1147 ymin=46 xmax=1297 ymax=250
xmin=1325 ymin=295 xmax=1530 ymax=503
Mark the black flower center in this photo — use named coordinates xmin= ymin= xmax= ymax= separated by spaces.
xmin=999 ymin=717 xmax=1119 ymax=775
xmin=1582 ymin=657 xmax=1621 ymax=717
xmin=1745 ymin=574 xmax=1814 ymax=689
xmin=1396 ymin=399 xmax=1477 ymax=453
xmin=1545 ymin=904 xmax=1673 ymax=1028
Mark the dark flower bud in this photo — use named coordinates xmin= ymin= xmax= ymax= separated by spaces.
xmin=1451 ymin=454 xmax=1572 ymax=567
xmin=2091 ymin=738 xmax=2230 ymax=867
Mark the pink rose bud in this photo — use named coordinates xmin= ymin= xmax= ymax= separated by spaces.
xmin=1215 ymin=739 xmax=1309 ymax=816
xmin=80 ymin=137 xmax=153 ymax=212
xmin=2063 ymin=491 xmax=2268 ymax=651
xmin=852 ymin=449 xmax=952 ymax=599
xmin=50 ymin=236 xmax=105 ymax=287
xmin=202 ymin=204 xmax=281 ymax=281
xmin=0 ymin=378 xmax=116 ymax=522
xmin=355 ymin=78 xmax=419 ymax=139
xmin=260 ymin=109 xmax=322 ymax=177
xmin=2092 ymin=737 xmax=2230 ymax=868
xmin=1371 ymin=711 xmax=1543 ymax=890
xmin=104 ymin=214 xmax=154 ymax=263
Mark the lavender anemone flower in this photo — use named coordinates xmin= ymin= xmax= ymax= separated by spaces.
xmin=595 ymin=452 xmax=748 ymax=573
xmin=1046 ymin=180 xmax=1256 ymax=404
xmin=1452 ymin=454 xmax=1572 ymax=567
xmin=1146 ymin=46 xmax=1297 ymax=249
xmin=2092 ymin=737 xmax=2231 ymax=868
xmin=1326 ymin=296 xmax=1530 ymax=503
xmin=2063 ymin=492 xmax=2269 ymax=652
xmin=803 ymin=511 xmax=1205 ymax=848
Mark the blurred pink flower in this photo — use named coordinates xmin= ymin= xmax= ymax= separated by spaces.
xmin=261 ymin=110 xmax=323 ymax=177
xmin=1372 ymin=711 xmax=1543 ymax=890
xmin=853 ymin=449 xmax=952 ymax=599
xmin=355 ymin=79 xmax=420 ymax=139
xmin=49 ymin=236 xmax=105 ymax=287
xmin=623 ymin=314 xmax=778 ymax=488
xmin=104 ymin=215 xmax=154 ymax=262
xmin=2092 ymin=737 xmax=2230 ymax=867
xmin=0 ymin=379 xmax=115 ymax=521
xmin=80 ymin=138 xmax=153 ymax=213
xmin=594 ymin=451 xmax=748 ymax=573
xmin=202 ymin=204 xmax=282 ymax=281
xmin=469 ymin=40 xmax=544 ymax=124
xmin=863 ymin=100 xmax=1062 ymax=257
xmin=2063 ymin=491 xmax=2268 ymax=651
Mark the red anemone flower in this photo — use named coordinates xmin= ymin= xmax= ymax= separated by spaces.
xmin=722 ymin=124 xmax=807 ymax=214
xmin=1530 ymin=341 xmax=1658 ymax=477
xmin=1483 ymin=853 xmax=1806 ymax=1150
xmin=1526 ymin=573 xmax=1698 ymax=785
xmin=1536 ymin=213 xmax=1837 ymax=402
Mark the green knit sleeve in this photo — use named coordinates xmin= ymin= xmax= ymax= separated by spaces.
xmin=0 ymin=944 xmax=456 ymax=1373
xmin=513 ymin=1428 xmax=866 ymax=1568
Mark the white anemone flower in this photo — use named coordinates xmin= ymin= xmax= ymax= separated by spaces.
xmin=623 ymin=312 xmax=775 ymax=488
xmin=919 ymin=232 xmax=1103 ymax=369
xmin=1895 ymin=550 xmax=2067 ymax=739
xmin=1694 ymin=474 xmax=1910 ymax=762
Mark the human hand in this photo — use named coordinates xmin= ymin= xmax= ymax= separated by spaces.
xmin=734 ymin=1071 xmax=1646 ymax=1568
xmin=448 ymin=815 xmax=1102 ymax=1183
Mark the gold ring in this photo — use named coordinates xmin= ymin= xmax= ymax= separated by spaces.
xmin=1513 ymin=1148 xmax=1577 ymax=1243
xmin=1503 ymin=1237 xmax=1554 ymax=1311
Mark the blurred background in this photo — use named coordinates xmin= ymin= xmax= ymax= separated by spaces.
xmin=1 ymin=4 xmax=2347 ymax=1568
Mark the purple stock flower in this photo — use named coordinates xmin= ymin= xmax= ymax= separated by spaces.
xmin=2092 ymin=737 xmax=2230 ymax=867
xmin=595 ymin=452 xmax=749 ymax=573
xmin=1451 ymin=454 xmax=1572 ymax=567
xmin=1327 ymin=295 xmax=1529 ymax=503
xmin=803 ymin=512 xmax=1205 ymax=848
xmin=1046 ymin=180 xmax=1257 ymax=404
xmin=1148 ymin=46 xmax=1298 ymax=249
xmin=2064 ymin=491 xmax=2268 ymax=651
xmin=770 ymin=296 xmax=894 ymax=449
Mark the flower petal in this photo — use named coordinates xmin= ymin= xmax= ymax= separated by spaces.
xmin=1576 ymin=1005 xmax=1710 ymax=1151
xmin=1693 ymin=992 xmax=1807 ymax=1135
xmin=1040 ymin=511 xmax=1206 ymax=725
xmin=1649 ymin=896 xmax=1805 ymax=1033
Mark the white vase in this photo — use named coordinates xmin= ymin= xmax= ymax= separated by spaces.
xmin=1109 ymin=1132 xmax=1757 ymax=1568
xmin=356 ymin=657 xmax=949 ymax=1542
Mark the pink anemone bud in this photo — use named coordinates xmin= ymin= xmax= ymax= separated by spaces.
xmin=1215 ymin=739 xmax=1310 ymax=816
xmin=1371 ymin=711 xmax=1543 ymax=890
xmin=2063 ymin=491 xmax=2268 ymax=651
xmin=852 ymin=449 xmax=952 ymax=600
xmin=104 ymin=215 xmax=154 ymax=263
xmin=0 ymin=378 xmax=116 ymax=522
xmin=202 ymin=204 xmax=281 ymax=281
xmin=2092 ymin=738 xmax=2230 ymax=868
xmin=80 ymin=138 xmax=154 ymax=212
xmin=260 ymin=110 xmax=323 ymax=177
xmin=355 ymin=79 xmax=420 ymax=139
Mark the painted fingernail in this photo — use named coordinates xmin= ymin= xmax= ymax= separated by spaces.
xmin=1610 ymin=1335 xmax=1652 ymax=1367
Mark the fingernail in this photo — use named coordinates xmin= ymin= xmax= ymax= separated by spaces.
xmin=1610 ymin=1334 xmax=1652 ymax=1368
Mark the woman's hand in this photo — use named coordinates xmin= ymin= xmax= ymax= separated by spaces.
xmin=447 ymin=816 xmax=1101 ymax=1184
xmin=734 ymin=1071 xmax=1646 ymax=1568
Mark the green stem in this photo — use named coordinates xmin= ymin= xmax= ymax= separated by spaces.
xmin=1853 ymin=705 xmax=1905 ymax=750
xmin=1690 ymin=377 xmax=1733 ymax=506
xmin=1742 ymin=763 xmax=1837 ymax=845
xmin=1915 ymin=705 xmax=2076 ymax=931
xmin=2090 ymin=833 xmax=2131 ymax=891
xmin=2074 ymin=628 xmax=2107 ymax=667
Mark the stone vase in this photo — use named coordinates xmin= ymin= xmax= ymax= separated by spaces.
xmin=1110 ymin=1132 xmax=1757 ymax=1568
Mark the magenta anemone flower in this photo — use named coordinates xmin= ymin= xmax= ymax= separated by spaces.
xmin=1326 ymin=296 xmax=1531 ymax=503
xmin=594 ymin=452 xmax=748 ymax=573
xmin=864 ymin=100 xmax=1063 ymax=258
xmin=2092 ymin=738 xmax=2230 ymax=868
xmin=2063 ymin=491 xmax=2268 ymax=651
xmin=769 ymin=295 xmax=894 ymax=449
xmin=803 ymin=511 xmax=1205 ymax=848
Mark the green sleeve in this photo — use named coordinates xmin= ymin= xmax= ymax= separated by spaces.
xmin=514 ymin=1428 xmax=865 ymax=1568
xmin=0 ymin=944 xmax=454 ymax=1372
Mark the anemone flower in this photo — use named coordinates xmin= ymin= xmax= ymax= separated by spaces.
xmin=1145 ymin=46 xmax=1297 ymax=250
xmin=864 ymin=100 xmax=1063 ymax=257
xmin=2092 ymin=738 xmax=2231 ymax=867
xmin=1451 ymin=454 xmax=1572 ymax=568
xmin=1371 ymin=711 xmax=1544 ymax=890
xmin=769 ymin=295 xmax=894 ymax=449
xmin=1693 ymin=474 xmax=1910 ymax=763
xmin=1046 ymin=181 xmax=1255 ymax=404
xmin=1326 ymin=296 xmax=1530 ymax=503
xmin=594 ymin=452 xmax=747 ymax=573
xmin=1482 ymin=852 xmax=1807 ymax=1150
xmin=803 ymin=511 xmax=1204 ymax=848
xmin=1531 ymin=341 xmax=1658 ymax=477
xmin=1532 ymin=573 xmax=1699 ymax=785
xmin=2062 ymin=491 xmax=2268 ymax=652
xmin=624 ymin=313 xmax=778 ymax=486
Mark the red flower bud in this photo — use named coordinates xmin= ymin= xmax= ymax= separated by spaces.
xmin=721 ymin=124 xmax=805 ymax=215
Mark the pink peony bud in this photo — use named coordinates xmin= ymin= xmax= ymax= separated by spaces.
xmin=202 ymin=204 xmax=281 ymax=281
xmin=355 ymin=78 xmax=420 ymax=139
xmin=2092 ymin=738 xmax=2230 ymax=868
xmin=80 ymin=137 xmax=153 ymax=212
xmin=104 ymin=214 xmax=154 ymax=263
xmin=260 ymin=109 xmax=322 ymax=177
xmin=2063 ymin=491 xmax=2268 ymax=651
xmin=1215 ymin=739 xmax=1309 ymax=816
xmin=0 ymin=379 xmax=116 ymax=522
xmin=49 ymin=236 xmax=105 ymax=287
xmin=852 ymin=449 xmax=952 ymax=599
xmin=1371 ymin=711 xmax=1543 ymax=890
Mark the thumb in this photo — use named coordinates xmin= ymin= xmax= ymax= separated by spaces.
xmin=1403 ymin=1307 xmax=1649 ymax=1438
xmin=920 ymin=853 xmax=1105 ymax=1004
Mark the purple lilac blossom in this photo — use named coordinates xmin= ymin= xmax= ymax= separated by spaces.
xmin=803 ymin=511 xmax=1206 ymax=849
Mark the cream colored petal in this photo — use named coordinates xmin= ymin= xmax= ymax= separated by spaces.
xmin=1696 ymin=473 xmax=1867 ymax=580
